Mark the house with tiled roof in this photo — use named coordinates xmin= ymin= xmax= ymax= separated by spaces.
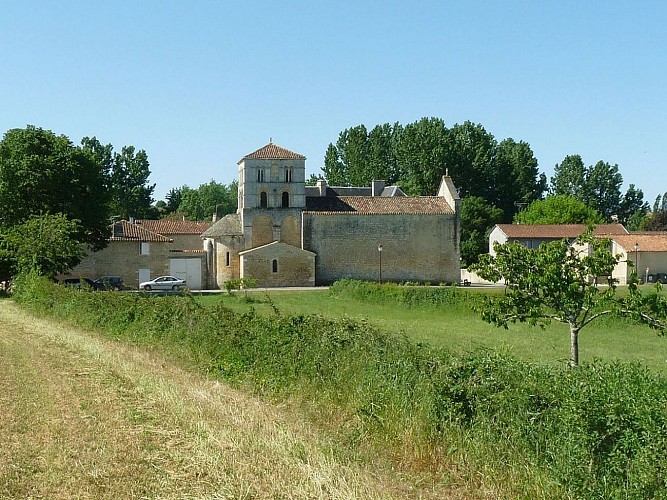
xmin=69 ymin=219 xmax=209 ymax=290
xmin=203 ymin=142 xmax=461 ymax=287
xmin=610 ymin=233 xmax=667 ymax=284
xmin=489 ymin=223 xmax=628 ymax=256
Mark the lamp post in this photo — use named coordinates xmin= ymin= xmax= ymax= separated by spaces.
xmin=377 ymin=243 xmax=383 ymax=284
xmin=634 ymin=242 xmax=639 ymax=278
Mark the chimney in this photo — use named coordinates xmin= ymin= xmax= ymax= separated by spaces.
xmin=316 ymin=178 xmax=327 ymax=197
xmin=372 ymin=180 xmax=385 ymax=197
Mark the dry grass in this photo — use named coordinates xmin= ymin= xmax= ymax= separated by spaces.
xmin=0 ymin=301 xmax=477 ymax=499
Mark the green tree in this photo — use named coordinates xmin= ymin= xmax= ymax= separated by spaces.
xmin=0 ymin=126 xmax=110 ymax=250
xmin=493 ymin=138 xmax=546 ymax=221
xmin=81 ymin=137 xmax=155 ymax=219
xmin=394 ymin=117 xmax=449 ymax=195
xmin=644 ymin=193 xmax=667 ymax=231
xmin=514 ymin=195 xmax=604 ymax=225
xmin=460 ymin=196 xmax=504 ymax=266
xmin=550 ymin=155 xmax=587 ymax=198
xmin=178 ymin=180 xmax=238 ymax=221
xmin=0 ymin=213 xmax=85 ymax=278
xmin=471 ymin=231 xmax=667 ymax=367
xmin=584 ymin=160 xmax=623 ymax=220
xmin=618 ymin=183 xmax=649 ymax=227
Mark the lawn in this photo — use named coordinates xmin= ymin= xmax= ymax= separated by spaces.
xmin=198 ymin=286 xmax=667 ymax=373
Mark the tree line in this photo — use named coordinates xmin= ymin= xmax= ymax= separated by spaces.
xmin=320 ymin=118 xmax=663 ymax=265
xmin=0 ymin=125 xmax=237 ymax=280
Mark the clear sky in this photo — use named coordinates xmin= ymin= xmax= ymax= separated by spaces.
xmin=2 ymin=1 xmax=665 ymax=205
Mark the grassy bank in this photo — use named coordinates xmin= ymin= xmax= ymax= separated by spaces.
xmin=11 ymin=274 xmax=667 ymax=498
xmin=204 ymin=281 xmax=667 ymax=372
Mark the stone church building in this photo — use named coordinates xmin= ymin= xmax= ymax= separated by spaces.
xmin=202 ymin=142 xmax=461 ymax=288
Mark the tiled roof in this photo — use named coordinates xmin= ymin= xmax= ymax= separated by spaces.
xmin=239 ymin=143 xmax=306 ymax=163
xmin=201 ymin=213 xmax=242 ymax=237
xmin=305 ymin=196 xmax=454 ymax=215
xmin=134 ymin=219 xmax=211 ymax=234
xmin=611 ymin=233 xmax=667 ymax=252
xmin=496 ymin=224 xmax=628 ymax=239
xmin=110 ymin=220 xmax=173 ymax=242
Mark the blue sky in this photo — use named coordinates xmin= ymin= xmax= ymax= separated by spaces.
xmin=2 ymin=1 xmax=665 ymax=205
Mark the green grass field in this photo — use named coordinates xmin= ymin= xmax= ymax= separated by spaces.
xmin=199 ymin=286 xmax=667 ymax=373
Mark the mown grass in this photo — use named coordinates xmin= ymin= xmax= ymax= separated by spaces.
xmin=10 ymin=274 xmax=667 ymax=499
xmin=202 ymin=283 xmax=667 ymax=372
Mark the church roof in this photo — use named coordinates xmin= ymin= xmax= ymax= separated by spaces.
xmin=110 ymin=220 xmax=173 ymax=242
xmin=239 ymin=143 xmax=306 ymax=163
xmin=201 ymin=213 xmax=242 ymax=237
xmin=304 ymin=196 xmax=454 ymax=215
xmin=134 ymin=219 xmax=211 ymax=234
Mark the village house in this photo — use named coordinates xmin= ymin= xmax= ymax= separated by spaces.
xmin=70 ymin=219 xmax=210 ymax=290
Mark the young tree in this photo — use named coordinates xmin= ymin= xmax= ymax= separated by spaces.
xmin=514 ymin=195 xmax=604 ymax=225
xmin=471 ymin=231 xmax=667 ymax=367
xmin=0 ymin=213 xmax=85 ymax=278
xmin=0 ymin=126 xmax=110 ymax=251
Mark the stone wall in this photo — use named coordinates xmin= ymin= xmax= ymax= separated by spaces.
xmin=302 ymin=213 xmax=460 ymax=285
xmin=69 ymin=241 xmax=175 ymax=289
xmin=240 ymin=242 xmax=315 ymax=287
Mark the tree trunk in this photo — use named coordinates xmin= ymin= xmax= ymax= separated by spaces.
xmin=570 ymin=324 xmax=580 ymax=368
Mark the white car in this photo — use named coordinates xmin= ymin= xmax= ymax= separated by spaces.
xmin=139 ymin=275 xmax=186 ymax=291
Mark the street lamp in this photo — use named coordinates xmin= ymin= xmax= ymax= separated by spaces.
xmin=377 ymin=243 xmax=383 ymax=284
xmin=634 ymin=242 xmax=639 ymax=277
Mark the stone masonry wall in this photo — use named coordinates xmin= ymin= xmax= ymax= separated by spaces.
xmin=303 ymin=213 xmax=460 ymax=285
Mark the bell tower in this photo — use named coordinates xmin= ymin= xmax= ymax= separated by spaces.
xmin=237 ymin=142 xmax=307 ymax=248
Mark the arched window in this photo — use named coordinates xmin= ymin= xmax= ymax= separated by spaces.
xmin=257 ymin=168 xmax=265 ymax=182
xmin=260 ymin=191 xmax=268 ymax=208
xmin=282 ymin=191 xmax=289 ymax=208
xmin=284 ymin=167 xmax=292 ymax=182
xmin=272 ymin=259 xmax=278 ymax=273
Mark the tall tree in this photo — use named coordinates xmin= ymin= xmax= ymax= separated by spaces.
xmin=471 ymin=231 xmax=667 ymax=367
xmin=493 ymin=138 xmax=546 ymax=221
xmin=644 ymin=193 xmax=667 ymax=231
xmin=460 ymin=196 xmax=504 ymax=266
xmin=394 ymin=117 xmax=449 ymax=195
xmin=618 ymin=184 xmax=649 ymax=227
xmin=0 ymin=126 xmax=110 ymax=250
xmin=584 ymin=160 xmax=622 ymax=220
xmin=550 ymin=155 xmax=586 ymax=198
xmin=81 ymin=137 xmax=155 ymax=219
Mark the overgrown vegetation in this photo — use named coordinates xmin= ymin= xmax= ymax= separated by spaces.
xmin=11 ymin=273 xmax=667 ymax=498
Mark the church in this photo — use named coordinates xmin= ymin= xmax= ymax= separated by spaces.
xmin=202 ymin=142 xmax=461 ymax=287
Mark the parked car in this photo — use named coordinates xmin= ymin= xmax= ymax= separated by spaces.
xmin=94 ymin=276 xmax=125 ymax=290
xmin=63 ymin=277 xmax=105 ymax=290
xmin=139 ymin=275 xmax=186 ymax=291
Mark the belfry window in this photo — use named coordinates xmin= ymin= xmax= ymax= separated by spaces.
xmin=282 ymin=191 xmax=289 ymax=208
xmin=284 ymin=167 xmax=292 ymax=182
xmin=260 ymin=191 xmax=268 ymax=208
xmin=257 ymin=168 xmax=265 ymax=182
